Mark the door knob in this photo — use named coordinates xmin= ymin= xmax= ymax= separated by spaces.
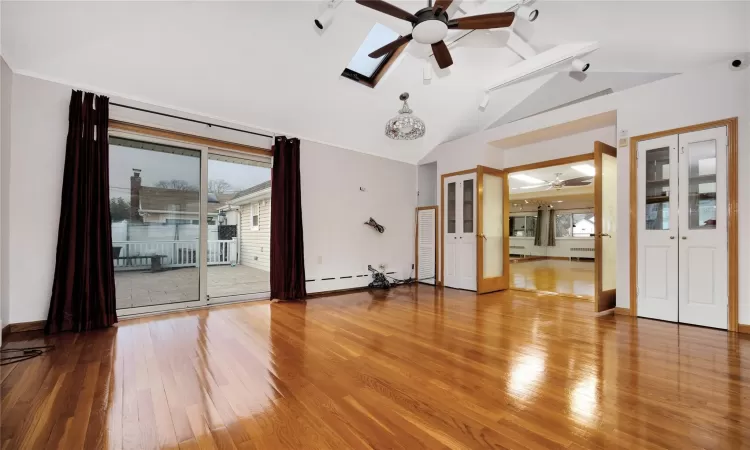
xmin=670 ymin=236 xmax=675 ymax=239
xmin=681 ymin=236 xmax=687 ymax=240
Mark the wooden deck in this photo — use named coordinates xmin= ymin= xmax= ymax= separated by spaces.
xmin=115 ymin=265 xmax=270 ymax=309
xmin=2 ymin=285 xmax=749 ymax=449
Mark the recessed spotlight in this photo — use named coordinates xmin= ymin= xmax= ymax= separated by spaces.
xmin=571 ymin=164 xmax=595 ymax=176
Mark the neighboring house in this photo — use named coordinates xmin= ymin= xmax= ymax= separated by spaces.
xmin=129 ymin=169 xmax=233 ymax=224
xmin=222 ymin=180 xmax=271 ymax=272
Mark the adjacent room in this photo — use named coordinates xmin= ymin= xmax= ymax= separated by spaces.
xmin=508 ymin=161 xmax=596 ymax=299
xmin=1 ymin=1 xmax=749 ymax=449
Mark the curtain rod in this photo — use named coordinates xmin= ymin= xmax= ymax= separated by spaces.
xmin=110 ymin=102 xmax=274 ymax=139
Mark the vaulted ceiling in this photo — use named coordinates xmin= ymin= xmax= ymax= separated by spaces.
xmin=3 ymin=1 xmax=748 ymax=164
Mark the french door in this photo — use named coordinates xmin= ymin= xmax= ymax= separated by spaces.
xmin=476 ymin=166 xmax=509 ymax=294
xmin=637 ymin=126 xmax=728 ymax=329
xmin=444 ymin=172 xmax=477 ymax=290
xmin=594 ymin=142 xmax=618 ymax=312
xmin=109 ymin=130 xmax=272 ymax=317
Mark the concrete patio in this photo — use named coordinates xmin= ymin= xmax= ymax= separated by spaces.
xmin=115 ymin=264 xmax=270 ymax=309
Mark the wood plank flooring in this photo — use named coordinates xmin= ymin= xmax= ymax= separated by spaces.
xmin=2 ymin=285 xmax=749 ymax=449
xmin=510 ymin=259 xmax=595 ymax=299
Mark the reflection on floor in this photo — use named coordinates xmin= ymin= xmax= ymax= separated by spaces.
xmin=3 ymin=285 xmax=749 ymax=449
xmin=114 ymin=265 xmax=270 ymax=309
xmin=511 ymin=258 xmax=595 ymax=299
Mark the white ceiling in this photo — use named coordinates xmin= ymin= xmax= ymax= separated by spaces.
xmin=509 ymin=161 xmax=594 ymax=193
xmin=2 ymin=1 xmax=748 ymax=164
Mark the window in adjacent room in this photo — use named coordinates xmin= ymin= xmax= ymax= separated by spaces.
xmin=342 ymin=23 xmax=403 ymax=88
xmin=555 ymin=211 xmax=595 ymax=238
xmin=510 ymin=215 xmax=537 ymax=237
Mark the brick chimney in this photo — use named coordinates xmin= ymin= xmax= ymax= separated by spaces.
xmin=130 ymin=169 xmax=142 ymax=222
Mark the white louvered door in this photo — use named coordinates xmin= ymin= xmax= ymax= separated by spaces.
xmin=416 ymin=207 xmax=437 ymax=284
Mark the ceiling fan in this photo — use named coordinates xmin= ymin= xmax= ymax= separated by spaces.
xmin=542 ymin=173 xmax=593 ymax=190
xmin=356 ymin=0 xmax=516 ymax=69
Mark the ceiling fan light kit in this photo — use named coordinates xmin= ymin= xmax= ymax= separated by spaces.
xmin=355 ymin=0 xmax=517 ymax=69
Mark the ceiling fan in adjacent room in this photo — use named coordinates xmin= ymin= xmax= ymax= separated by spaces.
xmin=542 ymin=173 xmax=593 ymax=190
xmin=355 ymin=0 xmax=519 ymax=69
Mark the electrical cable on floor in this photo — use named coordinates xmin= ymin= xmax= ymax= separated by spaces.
xmin=0 ymin=345 xmax=55 ymax=366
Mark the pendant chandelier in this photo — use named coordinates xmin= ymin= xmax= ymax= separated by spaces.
xmin=385 ymin=92 xmax=425 ymax=140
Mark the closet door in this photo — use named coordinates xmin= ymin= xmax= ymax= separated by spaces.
xmin=444 ymin=178 xmax=460 ymax=289
xmin=458 ymin=174 xmax=477 ymax=291
xmin=637 ymin=135 xmax=679 ymax=322
xmin=677 ymin=127 xmax=727 ymax=329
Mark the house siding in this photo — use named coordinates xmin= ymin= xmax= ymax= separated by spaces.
xmin=240 ymin=199 xmax=271 ymax=271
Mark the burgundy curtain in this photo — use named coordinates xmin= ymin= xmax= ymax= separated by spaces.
xmin=270 ymin=137 xmax=307 ymax=300
xmin=45 ymin=90 xmax=117 ymax=333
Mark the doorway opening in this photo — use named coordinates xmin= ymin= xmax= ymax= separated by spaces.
xmin=508 ymin=160 xmax=596 ymax=300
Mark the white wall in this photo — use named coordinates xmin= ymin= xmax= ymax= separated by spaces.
xmin=1 ymin=57 xmax=11 ymax=330
xmin=424 ymin=60 xmax=750 ymax=323
xmin=502 ymin=126 xmax=616 ymax=168
xmin=301 ymin=140 xmax=416 ymax=293
xmin=417 ymin=162 xmax=437 ymax=207
xmin=4 ymin=72 xmax=417 ymax=323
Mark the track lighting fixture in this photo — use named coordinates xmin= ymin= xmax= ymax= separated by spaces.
xmin=423 ymin=61 xmax=433 ymax=81
xmin=571 ymin=58 xmax=590 ymax=73
xmin=515 ymin=5 xmax=539 ymax=22
xmin=314 ymin=0 xmax=342 ymax=31
xmin=479 ymin=91 xmax=490 ymax=110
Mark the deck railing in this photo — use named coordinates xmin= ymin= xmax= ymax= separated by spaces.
xmin=113 ymin=238 xmax=237 ymax=271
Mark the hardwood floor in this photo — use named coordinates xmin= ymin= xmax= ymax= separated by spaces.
xmin=510 ymin=259 xmax=595 ymax=300
xmin=2 ymin=285 xmax=749 ymax=449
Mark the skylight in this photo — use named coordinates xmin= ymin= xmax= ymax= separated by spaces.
xmin=342 ymin=23 xmax=401 ymax=87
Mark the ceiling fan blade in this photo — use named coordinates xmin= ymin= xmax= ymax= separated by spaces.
xmin=431 ymin=40 xmax=453 ymax=69
xmin=432 ymin=0 xmax=453 ymax=15
xmin=355 ymin=0 xmax=418 ymax=23
xmin=562 ymin=176 xmax=594 ymax=187
xmin=368 ymin=34 xmax=412 ymax=58
xmin=448 ymin=12 xmax=515 ymax=29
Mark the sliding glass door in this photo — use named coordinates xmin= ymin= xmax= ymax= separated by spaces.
xmin=109 ymin=133 xmax=272 ymax=316
xmin=206 ymin=152 xmax=272 ymax=304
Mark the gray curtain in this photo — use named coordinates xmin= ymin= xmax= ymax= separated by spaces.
xmin=547 ymin=207 xmax=556 ymax=246
xmin=534 ymin=208 xmax=543 ymax=246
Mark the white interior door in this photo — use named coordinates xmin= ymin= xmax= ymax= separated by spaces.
xmin=444 ymin=178 xmax=460 ymax=289
xmin=677 ymin=127 xmax=728 ymax=329
xmin=637 ymin=135 xmax=679 ymax=322
xmin=444 ymin=173 xmax=477 ymax=291
xmin=416 ymin=208 xmax=437 ymax=285
xmin=458 ymin=174 xmax=477 ymax=291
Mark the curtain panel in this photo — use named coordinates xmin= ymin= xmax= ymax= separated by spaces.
xmin=46 ymin=90 xmax=117 ymax=333
xmin=269 ymin=137 xmax=307 ymax=300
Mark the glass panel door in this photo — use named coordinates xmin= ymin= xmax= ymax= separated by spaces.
xmin=477 ymin=166 xmax=509 ymax=294
xmin=206 ymin=152 xmax=272 ymax=303
xmin=109 ymin=137 xmax=202 ymax=312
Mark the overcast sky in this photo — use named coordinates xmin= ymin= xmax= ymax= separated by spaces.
xmin=109 ymin=144 xmax=271 ymax=200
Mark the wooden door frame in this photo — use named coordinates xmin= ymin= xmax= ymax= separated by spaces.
xmin=415 ymin=206 xmax=438 ymax=285
xmin=440 ymin=168 xmax=478 ymax=286
xmin=629 ymin=117 xmax=739 ymax=331
xmin=476 ymin=165 xmax=510 ymax=293
xmin=594 ymin=142 xmax=618 ymax=312
xmin=504 ymin=153 xmax=596 ymax=174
